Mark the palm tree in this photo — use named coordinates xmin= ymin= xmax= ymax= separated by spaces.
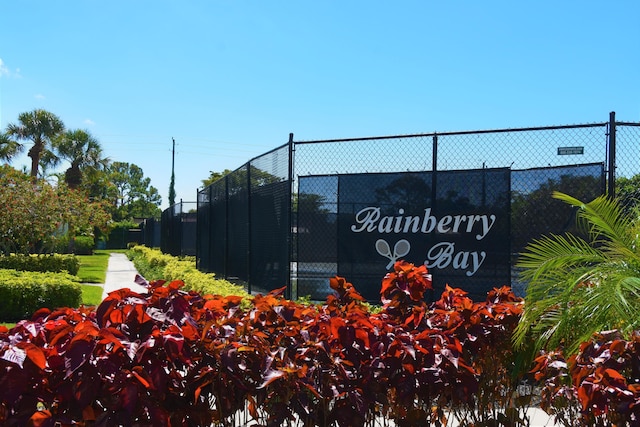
xmin=513 ymin=191 xmax=640 ymax=359
xmin=52 ymin=129 xmax=109 ymax=189
xmin=0 ymin=132 xmax=22 ymax=162
xmin=5 ymin=109 xmax=65 ymax=178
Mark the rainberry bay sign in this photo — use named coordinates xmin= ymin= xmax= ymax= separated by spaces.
xmin=350 ymin=207 xmax=497 ymax=276
xmin=297 ymin=168 xmax=511 ymax=301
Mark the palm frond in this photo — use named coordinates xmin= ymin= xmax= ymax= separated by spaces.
xmin=517 ymin=232 xmax=604 ymax=282
xmin=553 ymin=192 xmax=634 ymax=249
xmin=515 ymin=193 xmax=640 ymax=358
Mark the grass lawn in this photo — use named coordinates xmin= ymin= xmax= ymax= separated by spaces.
xmin=81 ymin=284 xmax=104 ymax=306
xmin=76 ymin=251 xmax=111 ymax=283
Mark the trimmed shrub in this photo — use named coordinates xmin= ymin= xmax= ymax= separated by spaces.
xmin=0 ymin=269 xmax=81 ymax=322
xmin=127 ymin=245 xmax=249 ymax=300
xmin=0 ymin=254 xmax=80 ymax=275
xmin=71 ymin=236 xmax=95 ymax=255
xmin=52 ymin=236 xmax=95 ymax=255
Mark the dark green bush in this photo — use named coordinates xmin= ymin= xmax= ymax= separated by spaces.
xmin=0 ymin=269 xmax=81 ymax=322
xmin=51 ymin=236 xmax=95 ymax=255
xmin=51 ymin=235 xmax=71 ymax=253
xmin=0 ymin=254 xmax=80 ymax=275
xmin=71 ymin=236 xmax=95 ymax=255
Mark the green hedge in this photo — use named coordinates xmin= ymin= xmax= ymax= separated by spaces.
xmin=127 ymin=246 xmax=250 ymax=301
xmin=52 ymin=236 xmax=95 ymax=255
xmin=0 ymin=269 xmax=81 ymax=322
xmin=0 ymin=254 xmax=80 ymax=275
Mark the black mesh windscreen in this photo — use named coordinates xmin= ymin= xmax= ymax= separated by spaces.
xmin=336 ymin=169 xmax=511 ymax=302
xmin=511 ymin=163 xmax=605 ymax=253
xmin=210 ymin=180 xmax=228 ymax=275
xmin=227 ymin=167 xmax=250 ymax=282
xmin=250 ymin=179 xmax=290 ymax=294
xmin=296 ymin=176 xmax=338 ymax=300
xmin=181 ymin=212 xmax=197 ymax=256
xmin=297 ymin=169 xmax=511 ymax=302
xmin=196 ymin=187 xmax=211 ymax=271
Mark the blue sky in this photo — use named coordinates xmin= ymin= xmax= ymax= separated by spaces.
xmin=1 ymin=1 xmax=639 ymax=209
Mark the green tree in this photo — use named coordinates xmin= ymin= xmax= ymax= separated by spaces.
xmin=107 ymin=161 xmax=162 ymax=220
xmin=0 ymin=165 xmax=110 ymax=254
xmin=616 ymin=174 xmax=640 ymax=214
xmin=168 ymin=172 xmax=176 ymax=207
xmin=51 ymin=129 xmax=109 ymax=189
xmin=201 ymin=169 xmax=232 ymax=188
xmin=514 ymin=192 xmax=640 ymax=360
xmin=0 ymin=132 xmax=22 ymax=162
xmin=81 ymin=167 xmax=113 ymax=201
xmin=202 ymin=167 xmax=283 ymax=190
xmin=5 ymin=109 xmax=65 ymax=178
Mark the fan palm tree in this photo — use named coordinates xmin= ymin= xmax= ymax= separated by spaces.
xmin=5 ymin=109 xmax=65 ymax=178
xmin=513 ymin=191 xmax=640 ymax=359
xmin=0 ymin=132 xmax=22 ymax=162
xmin=52 ymin=129 xmax=109 ymax=189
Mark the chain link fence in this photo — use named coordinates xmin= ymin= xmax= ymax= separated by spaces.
xmin=197 ymin=145 xmax=291 ymax=295
xmin=193 ymin=114 xmax=640 ymax=301
xmin=160 ymin=201 xmax=197 ymax=257
xmin=613 ymin=121 xmax=640 ymax=211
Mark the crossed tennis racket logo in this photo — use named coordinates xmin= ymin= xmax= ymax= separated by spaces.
xmin=375 ymin=239 xmax=411 ymax=269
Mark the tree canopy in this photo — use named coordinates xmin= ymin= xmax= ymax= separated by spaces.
xmin=201 ymin=169 xmax=232 ymax=188
xmin=0 ymin=132 xmax=22 ymax=162
xmin=5 ymin=109 xmax=65 ymax=178
xmin=0 ymin=165 xmax=111 ymax=255
xmin=2 ymin=110 xmax=163 ymax=225
xmin=107 ymin=161 xmax=162 ymax=221
xmin=51 ymin=129 xmax=109 ymax=189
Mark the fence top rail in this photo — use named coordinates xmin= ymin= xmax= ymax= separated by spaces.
xmin=292 ymin=122 xmax=611 ymax=145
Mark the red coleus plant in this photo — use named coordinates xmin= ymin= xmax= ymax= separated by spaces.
xmin=531 ymin=330 xmax=640 ymax=426
xmin=0 ymin=262 xmax=530 ymax=427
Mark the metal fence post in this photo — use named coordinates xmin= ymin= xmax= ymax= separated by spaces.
xmin=224 ymin=175 xmax=229 ymax=279
xmin=247 ymin=163 xmax=252 ymax=294
xmin=608 ymin=111 xmax=617 ymax=198
xmin=432 ymin=134 xmax=438 ymax=208
xmin=287 ymin=133 xmax=294 ymax=300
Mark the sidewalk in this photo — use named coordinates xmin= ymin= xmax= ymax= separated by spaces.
xmin=100 ymin=252 xmax=148 ymax=300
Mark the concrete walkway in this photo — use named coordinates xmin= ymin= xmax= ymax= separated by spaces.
xmin=100 ymin=252 xmax=148 ymax=300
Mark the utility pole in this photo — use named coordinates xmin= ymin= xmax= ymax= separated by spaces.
xmin=169 ymin=137 xmax=176 ymax=207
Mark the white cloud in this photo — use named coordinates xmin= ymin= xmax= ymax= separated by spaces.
xmin=0 ymin=58 xmax=9 ymax=77
xmin=0 ymin=59 xmax=21 ymax=78
xmin=34 ymin=94 xmax=45 ymax=100
xmin=84 ymin=119 xmax=95 ymax=126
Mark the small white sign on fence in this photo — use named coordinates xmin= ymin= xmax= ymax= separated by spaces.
xmin=557 ymin=146 xmax=584 ymax=155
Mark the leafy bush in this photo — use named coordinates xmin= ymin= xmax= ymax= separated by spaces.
xmin=0 ymin=261 xmax=532 ymax=426
xmin=128 ymin=245 xmax=249 ymax=300
xmin=0 ymin=269 xmax=81 ymax=322
xmin=71 ymin=236 xmax=95 ymax=255
xmin=52 ymin=236 xmax=95 ymax=255
xmin=0 ymin=254 xmax=80 ymax=275
xmin=0 ymin=165 xmax=111 ymax=255
xmin=531 ymin=330 xmax=640 ymax=426
xmin=515 ymin=192 xmax=640 ymax=359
